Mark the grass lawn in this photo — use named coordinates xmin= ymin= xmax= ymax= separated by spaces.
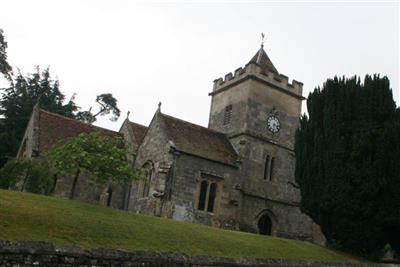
xmin=0 ymin=189 xmax=359 ymax=263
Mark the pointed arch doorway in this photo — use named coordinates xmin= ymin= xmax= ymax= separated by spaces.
xmin=258 ymin=214 xmax=272 ymax=235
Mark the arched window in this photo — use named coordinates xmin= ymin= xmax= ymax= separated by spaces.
xmin=140 ymin=162 xmax=154 ymax=198
xmin=197 ymin=179 xmax=220 ymax=213
xmin=258 ymin=214 xmax=272 ymax=235
xmin=263 ymin=155 xmax=275 ymax=181
xmin=142 ymin=168 xmax=152 ymax=197
xmin=198 ymin=181 xmax=208 ymax=210
xmin=269 ymin=157 xmax=275 ymax=181
xmin=207 ymin=183 xmax=217 ymax=212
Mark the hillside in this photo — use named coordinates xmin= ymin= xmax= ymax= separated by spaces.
xmin=0 ymin=189 xmax=359 ymax=262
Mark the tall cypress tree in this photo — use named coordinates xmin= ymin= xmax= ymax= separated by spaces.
xmin=295 ymin=75 xmax=399 ymax=259
xmin=0 ymin=68 xmax=78 ymax=166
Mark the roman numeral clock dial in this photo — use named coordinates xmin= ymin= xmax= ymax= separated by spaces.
xmin=267 ymin=116 xmax=280 ymax=133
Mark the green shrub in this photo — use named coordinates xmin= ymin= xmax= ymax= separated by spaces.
xmin=0 ymin=158 xmax=53 ymax=194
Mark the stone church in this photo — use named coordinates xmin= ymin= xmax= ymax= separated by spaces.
xmin=17 ymin=45 xmax=325 ymax=244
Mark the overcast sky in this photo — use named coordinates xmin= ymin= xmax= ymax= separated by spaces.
xmin=1 ymin=0 xmax=399 ymax=131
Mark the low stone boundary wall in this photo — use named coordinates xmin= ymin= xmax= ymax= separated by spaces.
xmin=0 ymin=240 xmax=397 ymax=267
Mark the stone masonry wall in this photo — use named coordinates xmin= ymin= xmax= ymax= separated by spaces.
xmin=129 ymin=112 xmax=174 ymax=216
xmin=0 ymin=241 xmax=397 ymax=267
xmin=171 ymin=153 xmax=239 ymax=228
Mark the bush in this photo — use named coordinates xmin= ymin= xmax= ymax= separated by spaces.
xmin=0 ymin=158 xmax=53 ymax=194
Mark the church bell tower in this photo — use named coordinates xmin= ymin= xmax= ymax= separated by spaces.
xmin=208 ymin=44 xmax=304 ymax=150
xmin=208 ymin=43 xmax=310 ymax=238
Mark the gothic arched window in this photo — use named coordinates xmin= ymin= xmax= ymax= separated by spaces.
xmin=140 ymin=161 xmax=154 ymax=198
xmin=198 ymin=181 xmax=208 ymax=210
xmin=263 ymin=155 xmax=276 ymax=181
xmin=207 ymin=183 xmax=217 ymax=212
xmin=197 ymin=177 xmax=220 ymax=214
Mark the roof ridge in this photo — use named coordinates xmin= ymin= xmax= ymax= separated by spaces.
xmin=127 ymin=120 xmax=147 ymax=128
xmin=38 ymin=108 xmax=119 ymax=135
xmin=160 ymin=113 xmax=227 ymax=137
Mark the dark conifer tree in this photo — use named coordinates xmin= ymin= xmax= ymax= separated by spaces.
xmin=0 ymin=29 xmax=12 ymax=81
xmin=0 ymin=30 xmax=121 ymax=167
xmin=0 ymin=68 xmax=78 ymax=166
xmin=295 ymin=75 xmax=399 ymax=259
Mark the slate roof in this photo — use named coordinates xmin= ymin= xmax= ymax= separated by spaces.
xmin=38 ymin=109 xmax=120 ymax=153
xmin=248 ymin=46 xmax=279 ymax=75
xmin=127 ymin=121 xmax=147 ymax=145
xmin=159 ymin=113 xmax=238 ymax=166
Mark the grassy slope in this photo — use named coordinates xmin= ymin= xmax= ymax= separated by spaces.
xmin=0 ymin=189 xmax=357 ymax=262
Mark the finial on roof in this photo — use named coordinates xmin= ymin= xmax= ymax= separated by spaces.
xmin=157 ymin=101 xmax=162 ymax=113
xmin=261 ymin=32 xmax=265 ymax=48
xmin=127 ymin=110 xmax=131 ymax=120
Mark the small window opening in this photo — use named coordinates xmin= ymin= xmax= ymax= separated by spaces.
xmin=207 ymin=183 xmax=217 ymax=212
xmin=141 ymin=167 xmax=153 ymax=198
xmin=198 ymin=181 xmax=208 ymax=210
xmin=269 ymin=157 xmax=275 ymax=181
xmin=223 ymin=105 xmax=233 ymax=125
xmin=263 ymin=155 xmax=275 ymax=181
xmin=263 ymin=155 xmax=270 ymax=180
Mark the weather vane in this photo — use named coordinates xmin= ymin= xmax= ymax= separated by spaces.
xmin=261 ymin=32 xmax=265 ymax=48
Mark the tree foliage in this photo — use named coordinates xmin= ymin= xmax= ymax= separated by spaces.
xmin=295 ymin=75 xmax=400 ymax=259
xmin=0 ymin=68 xmax=78 ymax=166
xmin=0 ymin=29 xmax=12 ymax=81
xmin=76 ymin=93 xmax=121 ymax=124
xmin=46 ymin=132 xmax=141 ymax=199
xmin=0 ymin=30 xmax=121 ymax=167
xmin=0 ymin=158 xmax=53 ymax=194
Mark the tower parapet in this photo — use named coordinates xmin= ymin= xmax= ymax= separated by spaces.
xmin=211 ymin=62 xmax=304 ymax=100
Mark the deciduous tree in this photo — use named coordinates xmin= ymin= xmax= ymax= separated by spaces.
xmin=0 ymin=158 xmax=53 ymax=194
xmin=46 ymin=132 xmax=141 ymax=199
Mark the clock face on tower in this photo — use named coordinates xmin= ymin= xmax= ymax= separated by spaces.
xmin=267 ymin=116 xmax=280 ymax=133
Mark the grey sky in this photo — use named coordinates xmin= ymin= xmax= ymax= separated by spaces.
xmin=1 ymin=1 xmax=398 ymax=131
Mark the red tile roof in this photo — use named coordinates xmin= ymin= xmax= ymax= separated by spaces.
xmin=38 ymin=109 xmax=120 ymax=153
xmin=127 ymin=121 xmax=147 ymax=145
xmin=159 ymin=113 xmax=238 ymax=166
xmin=249 ymin=46 xmax=279 ymax=75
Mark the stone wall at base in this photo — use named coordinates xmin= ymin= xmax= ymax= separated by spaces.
xmin=0 ymin=241 xmax=398 ymax=267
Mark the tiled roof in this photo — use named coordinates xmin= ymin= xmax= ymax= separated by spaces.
xmin=127 ymin=121 xmax=147 ymax=145
xmin=159 ymin=113 xmax=238 ymax=166
xmin=38 ymin=109 xmax=120 ymax=153
xmin=248 ymin=46 xmax=279 ymax=75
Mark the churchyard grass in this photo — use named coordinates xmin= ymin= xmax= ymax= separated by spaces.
xmin=0 ymin=189 xmax=360 ymax=262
